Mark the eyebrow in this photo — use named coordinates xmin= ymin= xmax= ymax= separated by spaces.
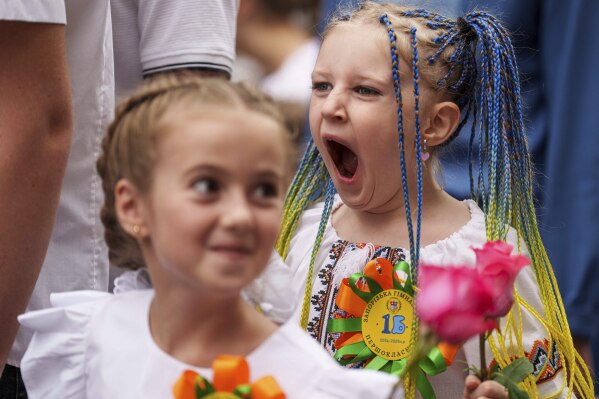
xmin=311 ymin=69 xmax=389 ymax=86
xmin=354 ymin=74 xmax=388 ymax=86
xmin=183 ymin=165 xmax=284 ymax=180
xmin=182 ymin=164 xmax=224 ymax=179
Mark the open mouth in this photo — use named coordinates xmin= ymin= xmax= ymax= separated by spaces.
xmin=327 ymin=139 xmax=358 ymax=179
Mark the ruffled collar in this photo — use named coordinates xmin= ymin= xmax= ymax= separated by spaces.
xmin=326 ymin=197 xmax=485 ymax=265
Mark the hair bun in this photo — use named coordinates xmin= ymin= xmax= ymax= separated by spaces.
xmin=457 ymin=16 xmax=477 ymax=42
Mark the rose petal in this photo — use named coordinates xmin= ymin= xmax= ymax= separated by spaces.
xmin=432 ymin=312 xmax=498 ymax=344
xmin=417 ymin=264 xmax=497 ymax=342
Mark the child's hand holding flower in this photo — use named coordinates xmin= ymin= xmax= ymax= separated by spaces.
xmin=463 ymin=375 xmax=509 ymax=399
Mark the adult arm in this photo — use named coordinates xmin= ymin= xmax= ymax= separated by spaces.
xmin=0 ymin=21 xmax=73 ymax=369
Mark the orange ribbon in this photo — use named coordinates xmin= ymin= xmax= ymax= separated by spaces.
xmin=173 ymin=370 xmax=207 ymax=399
xmin=333 ymin=258 xmax=401 ymax=352
xmin=213 ymin=355 xmax=250 ymax=392
xmin=172 ymin=355 xmax=285 ymax=399
xmin=251 ymin=376 xmax=286 ymax=399
xmin=437 ymin=342 xmax=459 ymax=366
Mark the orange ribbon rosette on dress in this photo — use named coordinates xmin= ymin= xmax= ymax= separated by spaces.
xmin=172 ymin=355 xmax=285 ymax=399
xmin=327 ymin=258 xmax=459 ymax=398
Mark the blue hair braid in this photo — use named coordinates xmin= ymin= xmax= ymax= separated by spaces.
xmin=399 ymin=8 xmax=595 ymax=397
xmin=409 ymin=26 xmax=424 ymax=275
xmin=379 ymin=14 xmax=419 ymax=281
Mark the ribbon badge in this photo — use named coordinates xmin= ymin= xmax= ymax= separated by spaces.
xmin=173 ymin=355 xmax=285 ymax=399
xmin=327 ymin=258 xmax=456 ymax=398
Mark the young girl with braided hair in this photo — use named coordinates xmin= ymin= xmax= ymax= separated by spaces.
xmin=248 ymin=2 xmax=594 ymax=398
xmin=16 ymin=75 xmax=398 ymax=398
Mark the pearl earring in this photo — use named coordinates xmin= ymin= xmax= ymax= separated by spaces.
xmin=131 ymin=224 xmax=141 ymax=235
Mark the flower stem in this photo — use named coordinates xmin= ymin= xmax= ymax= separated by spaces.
xmin=479 ymin=333 xmax=488 ymax=381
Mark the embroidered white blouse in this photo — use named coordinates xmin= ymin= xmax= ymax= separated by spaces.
xmin=248 ymin=198 xmax=571 ymax=399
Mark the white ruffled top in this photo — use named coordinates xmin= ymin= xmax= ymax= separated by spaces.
xmin=19 ymin=290 xmax=400 ymax=399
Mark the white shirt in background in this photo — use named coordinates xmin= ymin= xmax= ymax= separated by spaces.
xmin=0 ymin=0 xmax=114 ymax=367
xmin=260 ymin=38 xmax=320 ymax=103
xmin=111 ymin=0 xmax=239 ymax=100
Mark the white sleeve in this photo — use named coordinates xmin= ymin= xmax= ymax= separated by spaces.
xmin=0 ymin=0 xmax=65 ymax=23
xmin=18 ymin=291 xmax=112 ymax=399
xmin=248 ymin=199 xmax=339 ymax=325
xmin=242 ymin=251 xmax=298 ymax=324
xmin=113 ymin=268 xmax=152 ymax=294
xmin=137 ymin=0 xmax=238 ymax=77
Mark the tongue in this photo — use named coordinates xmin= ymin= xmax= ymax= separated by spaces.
xmin=340 ymin=149 xmax=358 ymax=176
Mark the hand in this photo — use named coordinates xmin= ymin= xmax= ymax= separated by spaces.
xmin=463 ymin=375 xmax=508 ymax=399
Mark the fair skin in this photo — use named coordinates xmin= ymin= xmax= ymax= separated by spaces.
xmin=310 ymin=24 xmax=469 ymax=249
xmin=115 ymin=106 xmax=288 ymax=366
xmin=0 ymin=21 xmax=73 ymax=370
xmin=311 ymin=23 xmax=508 ymax=399
xmin=464 ymin=375 xmax=510 ymax=399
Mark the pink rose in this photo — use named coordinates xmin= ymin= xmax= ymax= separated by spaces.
xmin=473 ymin=241 xmax=530 ymax=317
xmin=417 ymin=265 xmax=498 ymax=344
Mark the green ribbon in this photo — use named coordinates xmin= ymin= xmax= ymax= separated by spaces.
xmin=419 ymin=346 xmax=446 ymax=376
xmin=394 ymin=261 xmax=414 ymax=294
xmin=195 ymin=378 xmax=215 ymax=397
xmin=414 ymin=366 xmax=436 ymax=399
xmin=327 ymin=317 xmax=362 ymax=332
xmin=392 ymin=347 xmax=447 ymax=399
xmin=232 ymin=384 xmax=252 ymax=398
xmin=327 ymin=260 xmax=447 ymax=399
xmin=194 ymin=377 xmax=253 ymax=399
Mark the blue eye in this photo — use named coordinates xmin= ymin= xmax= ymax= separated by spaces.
xmin=311 ymin=82 xmax=332 ymax=92
xmin=193 ymin=178 xmax=219 ymax=194
xmin=355 ymin=86 xmax=380 ymax=96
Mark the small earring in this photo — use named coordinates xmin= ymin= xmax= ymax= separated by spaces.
xmin=131 ymin=224 xmax=141 ymax=236
xmin=421 ymin=139 xmax=430 ymax=162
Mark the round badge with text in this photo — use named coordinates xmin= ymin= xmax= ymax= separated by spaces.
xmin=361 ymin=289 xmax=414 ymax=361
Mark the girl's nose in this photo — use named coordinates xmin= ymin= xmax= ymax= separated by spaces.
xmin=221 ymin=191 xmax=254 ymax=233
xmin=321 ymin=90 xmax=348 ymax=122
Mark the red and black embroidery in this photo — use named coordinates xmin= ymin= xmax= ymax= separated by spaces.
xmin=527 ymin=338 xmax=563 ymax=383
xmin=306 ymin=240 xmax=406 ymax=369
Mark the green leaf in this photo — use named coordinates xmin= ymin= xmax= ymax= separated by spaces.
xmin=491 ymin=359 xmax=533 ymax=399
xmin=504 ymin=379 xmax=530 ymax=399
xmin=490 ymin=362 xmax=500 ymax=374
xmin=500 ymin=358 xmax=534 ymax=383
